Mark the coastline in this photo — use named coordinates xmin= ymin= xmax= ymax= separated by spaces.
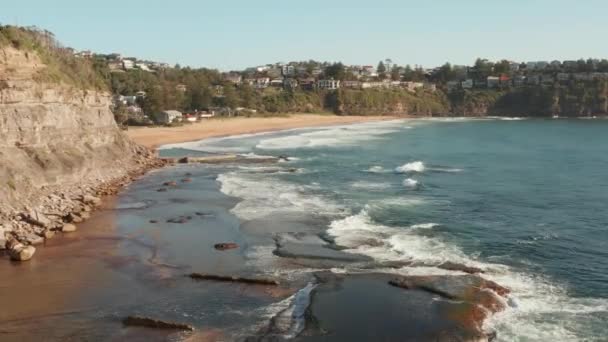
xmin=126 ymin=114 xmax=397 ymax=149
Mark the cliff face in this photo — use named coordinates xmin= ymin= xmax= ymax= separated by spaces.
xmin=0 ymin=46 xmax=151 ymax=213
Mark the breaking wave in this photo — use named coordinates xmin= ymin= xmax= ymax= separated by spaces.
xmin=326 ymin=210 xmax=608 ymax=341
xmin=217 ymin=172 xmax=344 ymax=221
xmin=256 ymin=121 xmax=405 ymax=150
xmin=396 ymin=161 xmax=425 ymax=173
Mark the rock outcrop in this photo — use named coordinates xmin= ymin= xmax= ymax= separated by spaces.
xmin=0 ymin=45 xmax=165 ymax=260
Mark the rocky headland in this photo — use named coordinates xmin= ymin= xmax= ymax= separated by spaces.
xmin=0 ymin=43 xmax=166 ymax=261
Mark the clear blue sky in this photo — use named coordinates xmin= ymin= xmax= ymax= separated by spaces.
xmin=2 ymin=0 xmax=608 ymax=71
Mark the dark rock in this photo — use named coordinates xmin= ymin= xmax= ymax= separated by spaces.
xmin=163 ymin=181 xmax=178 ymax=187
xmin=188 ymin=273 xmax=279 ymax=286
xmin=181 ymin=178 xmax=192 ymax=183
xmin=149 ymin=220 xmax=158 ymax=224
xmin=437 ymin=261 xmax=484 ymax=274
xmin=157 ymin=188 xmax=168 ymax=192
xmin=274 ymin=232 xmax=372 ymax=263
xmin=122 ymin=316 xmax=194 ymax=331
xmin=214 ymin=242 xmax=239 ymax=251
xmin=167 ymin=216 xmax=191 ymax=224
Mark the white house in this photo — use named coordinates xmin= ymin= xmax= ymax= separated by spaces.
xmin=461 ymin=79 xmax=474 ymax=89
xmin=122 ymin=60 xmax=135 ymax=70
xmin=487 ymin=76 xmax=500 ymax=88
xmin=317 ymin=79 xmax=340 ymax=90
xmin=157 ymin=110 xmax=183 ymax=124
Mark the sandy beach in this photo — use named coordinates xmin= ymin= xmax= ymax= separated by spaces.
xmin=126 ymin=114 xmax=395 ymax=148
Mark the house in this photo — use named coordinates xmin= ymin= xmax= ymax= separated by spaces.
xmin=253 ymin=77 xmax=270 ymax=89
xmin=461 ymin=79 xmax=474 ymax=89
xmin=122 ymin=60 xmax=135 ymax=70
xmin=283 ymin=78 xmax=298 ymax=90
xmin=183 ymin=113 xmax=198 ymax=123
xmin=361 ymin=65 xmax=377 ymax=77
xmin=299 ymin=78 xmax=316 ymax=90
xmin=527 ymin=75 xmax=541 ymax=85
xmin=446 ymin=81 xmax=460 ymax=92
xmin=557 ymin=73 xmax=570 ymax=82
xmin=499 ymin=75 xmax=511 ymax=86
xmin=317 ymin=79 xmax=340 ymax=90
xmin=224 ymin=73 xmax=242 ymax=85
xmin=487 ymin=76 xmax=500 ymax=88
xmin=424 ymin=83 xmax=437 ymax=92
xmin=361 ymin=81 xmax=387 ymax=89
xmin=270 ymin=79 xmax=284 ymax=87
xmin=175 ymin=84 xmax=187 ymax=92
xmin=541 ymin=75 xmax=555 ymax=85
xmin=135 ymin=91 xmax=147 ymax=98
xmin=281 ymin=65 xmax=296 ymax=77
xmin=342 ymin=80 xmax=362 ymax=89
xmin=156 ymin=110 xmax=183 ymax=124
xmin=512 ymin=75 xmax=526 ymax=87
xmin=474 ymin=79 xmax=487 ymax=88
xmin=135 ymin=63 xmax=151 ymax=72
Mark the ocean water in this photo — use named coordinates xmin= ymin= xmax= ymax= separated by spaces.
xmin=162 ymin=118 xmax=608 ymax=341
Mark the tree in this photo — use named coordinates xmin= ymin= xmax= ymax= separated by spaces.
xmin=324 ymin=62 xmax=346 ymax=80
xmin=377 ymin=61 xmax=387 ymax=79
xmin=390 ymin=66 xmax=401 ymax=81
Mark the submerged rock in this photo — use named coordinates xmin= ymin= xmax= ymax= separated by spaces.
xmin=274 ymin=232 xmax=372 ymax=263
xmin=122 ymin=316 xmax=194 ymax=331
xmin=293 ymin=272 xmax=504 ymax=342
xmin=188 ymin=273 xmax=279 ymax=286
xmin=214 ymin=243 xmax=239 ymax=251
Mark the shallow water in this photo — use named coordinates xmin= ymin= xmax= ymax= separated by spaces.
xmin=1 ymin=118 xmax=607 ymax=341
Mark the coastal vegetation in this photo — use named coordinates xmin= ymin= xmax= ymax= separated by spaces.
xmin=0 ymin=25 xmax=108 ymax=90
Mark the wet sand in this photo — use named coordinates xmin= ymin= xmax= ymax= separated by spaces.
xmin=126 ymin=114 xmax=395 ymax=149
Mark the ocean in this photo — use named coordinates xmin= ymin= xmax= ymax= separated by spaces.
xmin=159 ymin=118 xmax=608 ymax=341
xmin=4 ymin=118 xmax=604 ymax=341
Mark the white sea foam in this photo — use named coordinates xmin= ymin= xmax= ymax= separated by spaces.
xmin=351 ymin=181 xmax=391 ymax=190
xmin=410 ymin=223 xmax=439 ymax=229
xmin=256 ymin=121 xmax=405 ymax=150
xmin=396 ymin=161 xmax=463 ymax=174
xmin=366 ymin=165 xmax=388 ymax=173
xmin=326 ymin=210 xmax=608 ymax=341
xmin=402 ymin=178 xmax=419 ymax=188
xmin=217 ymin=172 xmax=343 ymax=221
xmin=396 ymin=161 xmax=426 ymax=173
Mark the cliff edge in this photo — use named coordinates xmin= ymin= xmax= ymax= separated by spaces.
xmin=0 ymin=28 xmax=162 ymax=259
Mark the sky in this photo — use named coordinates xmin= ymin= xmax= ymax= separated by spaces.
xmin=2 ymin=0 xmax=608 ymax=71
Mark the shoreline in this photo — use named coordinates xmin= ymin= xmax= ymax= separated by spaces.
xmin=126 ymin=114 xmax=398 ymax=149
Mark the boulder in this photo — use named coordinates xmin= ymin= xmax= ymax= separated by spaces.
xmin=82 ymin=194 xmax=102 ymax=206
xmin=163 ymin=181 xmax=177 ymax=187
xmin=62 ymin=223 xmax=77 ymax=232
xmin=214 ymin=243 xmax=239 ymax=251
xmin=23 ymin=210 xmax=52 ymax=228
xmin=9 ymin=243 xmax=36 ymax=261
xmin=24 ymin=233 xmax=44 ymax=245
xmin=79 ymin=211 xmax=91 ymax=220
xmin=43 ymin=229 xmax=56 ymax=239
xmin=181 ymin=178 xmax=192 ymax=183
xmin=157 ymin=188 xmax=168 ymax=192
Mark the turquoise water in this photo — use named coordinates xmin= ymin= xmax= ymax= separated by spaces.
xmin=163 ymin=118 xmax=608 ymax=341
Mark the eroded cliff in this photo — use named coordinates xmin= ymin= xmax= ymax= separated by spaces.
xmin=0 ymin=45 xmax=161 ymax=258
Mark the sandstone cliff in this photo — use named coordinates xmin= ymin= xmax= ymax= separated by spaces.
xmin=0 ymin=45 xmax=160 ymax=256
